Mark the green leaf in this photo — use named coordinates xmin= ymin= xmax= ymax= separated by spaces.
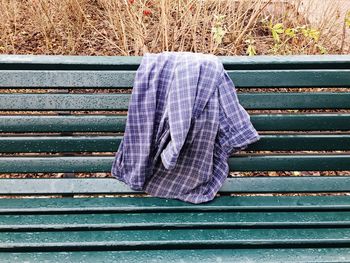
xmin=270 ymin=22 xmax=284 ymax=42
xmin=301 ymin=28 xmax=320 ymax=41
xmin=246 ymin=44 xmax=256 ymax=56
xmin=272 ymin=30 xmax=280 ymax=42
xmin=345 ymin=10 xmax=350 ymax=27
xmin=284 ymin=28 xmax=296 ymax=37
xmin=316 ymin=44 xmax=328 ymax=54
xmin=273 ymin=23 xmax=284 ymax=33
xmin=211 ymin=26 xmax=226 ymax=44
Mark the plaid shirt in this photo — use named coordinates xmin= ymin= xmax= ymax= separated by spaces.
xmin=111 ymin=51 xmax=260 ymax=204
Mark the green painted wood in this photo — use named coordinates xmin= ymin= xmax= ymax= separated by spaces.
xmin=0 ymin=54 xmax=349 ymax=259
xmin=1 ymin=248 xmax=349 ymax=263
xmin=0 ymin=70 xmax=350 ymax=88
xmin=0 ymin=155 xmax=349 ymax=172
xmin=0 ymin=177 xmax=350 ymax=195
xmin=0 ymin=135 xmax=349 ymax=152
xmin=227 ymin=70 xmax=350 ymax=87
xmin=220 ymin=55 xmax=350 ymax=70
xmin=228 ymin=155 xmax=350 ymax=171
xmin=239 ymin=93 xmax=350 ymax=109
xmin=247 ymin=135 xmax=350 ymax=151
xmin=219 ymin=176 xmax=350 ymax=193
xmin=0 ymin=136 xmax=122 ymax=153
xmin=0 ymin=195 xmax=349 ymax=213
xmin=0 ymin=93 xmax=349 ymax=110
xmin=0 ymin=115 xmax=127 ymax=133
xmin=0 ymin=94 xmax=131 ymax=111
xmin=0 ymin=70 xmax=136 ymax=88
xmin=1 ymin=211 xmax=350 ymax=230
xmin=252 ymin=114 xmax=350 ymax=131
xmin=1 ymin=114 xmax=349 ymax=132
xmin=0 ymin=55 xmax=144 ymax=70
xmin=1 ymin=228 xmax=350 ymax=251
xmin=1 ymin=54 xmax=350 ymax=70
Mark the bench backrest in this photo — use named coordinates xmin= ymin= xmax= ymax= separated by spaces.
xmin=0 ymin=54 xmax=349 ymax=196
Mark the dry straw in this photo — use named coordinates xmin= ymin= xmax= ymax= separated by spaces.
xmin=0 ymin=0 xmax=348 ymax=55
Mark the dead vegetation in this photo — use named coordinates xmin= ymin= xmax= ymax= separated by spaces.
xmin=0 ymin=0 xmax=348 ymax=55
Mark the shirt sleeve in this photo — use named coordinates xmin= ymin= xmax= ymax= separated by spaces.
xmin=217 ymin=70 xmax=260 ymax=156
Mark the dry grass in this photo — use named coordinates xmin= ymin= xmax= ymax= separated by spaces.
xmin=0 ymin=0 xmax=348 ymax=55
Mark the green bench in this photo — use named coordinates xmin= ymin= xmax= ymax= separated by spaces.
xmin=0 ymin=54 xmax=350 ymax=262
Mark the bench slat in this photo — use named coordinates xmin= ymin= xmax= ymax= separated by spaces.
xmin=0 ymin=115 xmax=127 ymax=133
xmin=1 ymin=114 xmax=349 ymax=132
xmin=253 ymin=114 xmax=350 ymax=131
xmin=0 ymin=177 xmax=349 ymax=195
xmin=0 ymin=195 xmax=349 ymax=212
xmin=0 ymin=93 xmax=349 ymax=110
xmin=1 ymin=248 xmax=349 ymax=262
xmin=229 ymin=155 xmax=350 ymax=171
xmin=0 ymin=135 xmax=350 ymax=152
xmin=1 ymin=54 xmax=350 ymax=70
xmin=0 ymin=94 xmax=131 ymax=111
xmin=0 ymin=70 xmax=349 ymax=88
xmin=0 ymin=155 xmax=347 ymax=172
xmin=1 ymin=228 xmax=350 ymax=252
xmin=0 ymin=155 xmax=349 ymax=172
xmin=1 ymin=211 xmax=350 ymax=230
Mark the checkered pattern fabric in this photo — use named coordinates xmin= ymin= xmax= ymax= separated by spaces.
xmin=111 ymin=51 xmax=260 ymax=204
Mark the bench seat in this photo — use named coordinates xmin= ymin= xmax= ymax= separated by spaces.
xmin=0 ymin=54 xmax=349 ymax=262
xmin=1 ymin=194 xmax=350 ymax=262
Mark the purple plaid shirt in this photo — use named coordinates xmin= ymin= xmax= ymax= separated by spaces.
xmin=111 ymin=51 xmax=260 ymax=204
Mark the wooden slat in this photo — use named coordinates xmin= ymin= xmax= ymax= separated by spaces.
xmin=0 ymin=93 xmax=349 ymax=110
xmin=228 ymin=70 xmax=350 ymax=87
xmin=228 ymin=155 xmax=350 ymax=171
xmin=0 ymin=55 xmax=350 ymax=70
xmin=0 ymin=155 xmax=349 ymax=172
xmin=0 ymin=136 xmax=122 ymax=153
xmin=220 ymin=54 xmax=350 ymax=70
xmin=0 ymin=135 xmax=350 ymax=152
xmin=1 ymin=228 xmax=350 ymax=252
xmin=0 ymin=177 xmax=349 ymax=195
xmin=239 ymin=93 xmax=350 ymax=109
xmin=0 ymin=70 xmax=350 ymax=88
xmin=2 ymin=211 xmax=350 ymax=230
xmin=0 ymin=70 xmax=135 ymax=88
xmin=0 ymin=115 xmax=127 ymax=133
xmin=0 ymin=94 xmax=131 ymax=111
xmin=247 ymin=135 xmax=350 ymax=151
xmin=1 ymin=114 xmax=349 ymax=132
xmin=1 ymin=54 xmax=350 ymax=70
xmin=0 ymin=248 xmax=349 ymax=263
xmin=252 ymin=114 xmax=350 ymax=131
xmin=0 ymin=195 xmax=349 ymax=212
xmin=0 ymin=55 xmax=145 ymax=70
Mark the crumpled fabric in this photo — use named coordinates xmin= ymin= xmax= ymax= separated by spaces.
xmin=111 ymin=51 xmax=260 ymax=204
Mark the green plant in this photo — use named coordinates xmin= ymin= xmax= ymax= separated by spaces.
xmin=340 ymin=10 xmax=350 ymax=53
xmin=315 ymin=44 xmax=328 ymax=54
xmin=211 ymin=14 xmax=226 ymax=45
xmin=300 ymin=27 xmax=320 ymax=42
xmin=268 ymin=22 xmax=284 ymax=43
xmin=245 ymin=39 xmax=256 ymax=56
xmin=284 ymin=28 xmax=296 ymax=38
xmin=345 ymin=10 xmax=350 ymax=28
